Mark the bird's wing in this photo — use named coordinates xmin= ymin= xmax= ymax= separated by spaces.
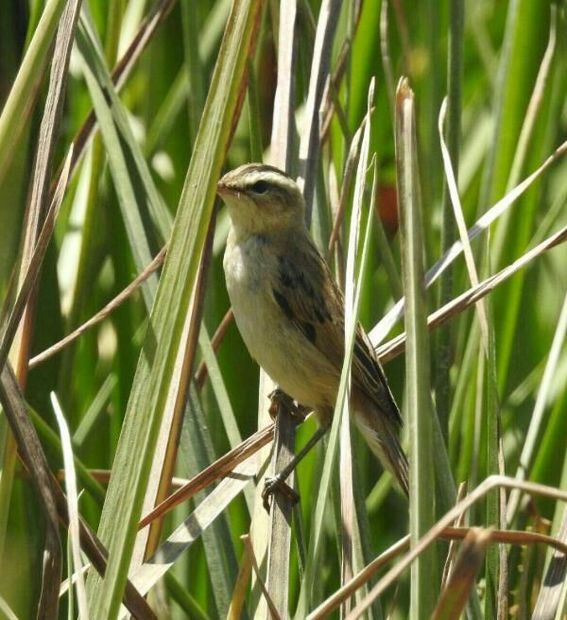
xmin=351 ymin=325 xmax=402 ymax=427
xmin=271 ymin=235 xmax=402 ymax=428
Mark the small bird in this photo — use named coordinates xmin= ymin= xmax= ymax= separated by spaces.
xmin=218 ymin=163 xmax=409 ymax=496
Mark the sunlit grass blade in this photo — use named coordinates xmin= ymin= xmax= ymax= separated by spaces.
xmin=432 ymin=528 xmax=490 ymax=620
xmin=506 ymin=291 xmax=567 ymax=523
xmin=125 ymin=454 xmax=263 ymax=603
xmin=261 ymin=2 xmax=299 ymax=615
xmin=338 ymin=88 xmax=377 ymax=616
xmin=50 ymin=392 xmax=88 ymax=619
xmin=369 ymin=139 xmax=567 ymax=345
xmin=481 ymin=4 xmax=558 ymax=405
xmin=1 ymin=364 xmax=154 ymax=617
xmin=0 ymin=596 xmax=18 ymax=620
xmin=138 ymin=424 xmax=274 ymax=529
xmin=178 ymin=387 xmax=240 ymax=616
xmin=76 ymin=16 xmax=172 ymax=290
xmin=139 ymin=217 xmax=216 ymax=568
xmin=27 ymin=405 xmax=105 ymax=504
xmin=442 ymin=91 xmax=500 ymax=617
xmin=310 ymin=523 xmax=567 ymax=619
xmin=505 ymin=5 xmax=557 ymax=195
xmin=77 ymin=15 xmax=173 ymax=244
xmin=346 ymin=476 xmax=567 ymax=619
xmin=85 ymin=2 xmax=262 ymax=616
xmin=395 ymin=77 xmax=437 ymax=619
xmin=297 ymin=0 xmax=342 ymax=217
xmin=295 ymin=85 xmax=374 ymax=617
xmin=532 ymin=507 xmax=567 ymax=620
xmin=439 ymin=97 xmax=488 ymax=350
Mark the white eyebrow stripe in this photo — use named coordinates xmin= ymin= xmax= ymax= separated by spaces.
xmin=220 ymin=164 xmax=301 ymax=199
xmin=242 ymin=173 xmax=294 ymax=193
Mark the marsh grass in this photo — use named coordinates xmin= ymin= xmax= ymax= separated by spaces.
xmin=0 ymin=1 xmax=566 ymax=618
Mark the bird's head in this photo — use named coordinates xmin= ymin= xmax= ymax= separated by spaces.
xmin=217 ymin=164 xmax=305 ymax=236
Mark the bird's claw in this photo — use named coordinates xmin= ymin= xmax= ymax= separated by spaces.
xmin=268 ymin=389 xmax=309 ymax=423
xmin=268 ymin=389 xmax=294 ymax=420
xmin=262 ymin=475 xmax=300 ymax=512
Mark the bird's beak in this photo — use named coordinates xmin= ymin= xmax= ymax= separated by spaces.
xmin=217 ymin=178 xmax=234 ymax=195
xmin=217 ymin=180 xmax=240 ymax=200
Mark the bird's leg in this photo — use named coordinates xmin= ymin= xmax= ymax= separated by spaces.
xmin=263 ymin=388 xmax=301 ymax=510
xmin=262 ymin=425 xmax=328 ymax=512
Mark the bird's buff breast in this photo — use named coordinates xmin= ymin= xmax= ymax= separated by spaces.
xmin=224 ymin=234 xmax=335 ymax=411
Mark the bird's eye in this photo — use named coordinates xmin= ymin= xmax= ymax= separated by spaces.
xmin=250 ymin=180 xmax=270 ymax=194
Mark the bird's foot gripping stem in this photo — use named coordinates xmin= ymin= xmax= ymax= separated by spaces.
xmin=261 ymin=474 xmax=300 ymax=512
xmin=261 ymin=421 xmax=328 ymax=512
xmin=268 ymin=388 xmax=309 ymax=423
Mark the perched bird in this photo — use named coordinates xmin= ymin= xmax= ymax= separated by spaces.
xmin=218 ymin=163 xmax=409 ymax=496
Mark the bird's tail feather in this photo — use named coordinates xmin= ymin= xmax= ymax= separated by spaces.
xmin=354 ymin=414 xmax=409 ymax=497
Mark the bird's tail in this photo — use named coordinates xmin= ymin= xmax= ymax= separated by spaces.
xmin=353 ymin=412 xmax=409 ymax=497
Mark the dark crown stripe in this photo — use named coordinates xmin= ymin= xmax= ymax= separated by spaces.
xmin=242 ymin=163 xmax=292 ymax=179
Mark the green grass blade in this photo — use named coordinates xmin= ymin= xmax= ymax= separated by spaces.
xmin=85 ymin=2 xmax=262 ymax=616
xmin=295 ymin=88 xmax=373 ymax=617
xmin=435 ymin=0 xmax=464 ymax=439
xmin=77 ymin=14 xmax=173 ymax=246
xmin=395 ymin=78 xmax=437 ymax=619
xmin=179 ymin=387 xmax=240 ymax=617
xmin=127 ymin=451 xmax=262 ymax=602
xmin=0 ymin=0 xmax=67 ymax=183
